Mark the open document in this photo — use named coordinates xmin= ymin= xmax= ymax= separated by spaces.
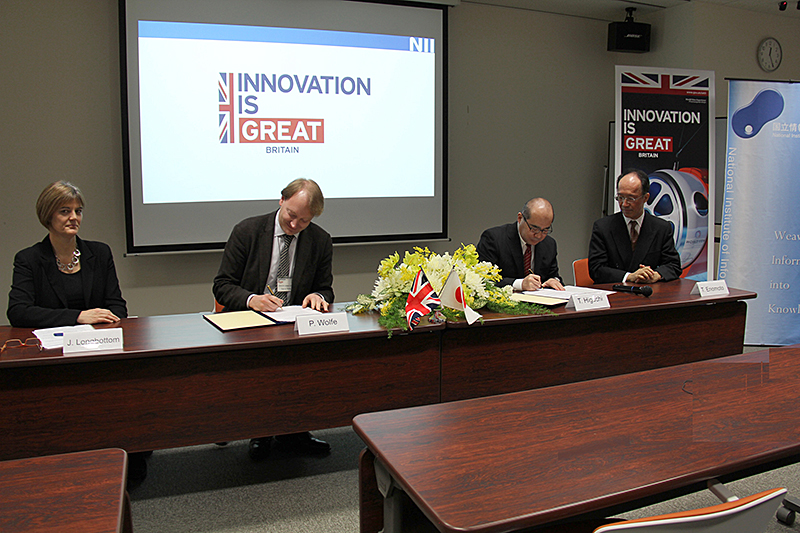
xmin=34 ymin=325 xmax=95 ymax=350
xmin=264 ymin=305 xmax=323 ymax=324
xmin=511 ymin=286 xmax=615 ymax=307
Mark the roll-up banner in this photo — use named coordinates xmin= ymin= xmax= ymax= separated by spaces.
xmin=720 ymin=79 xmax=800 ymax=345
xmin=615 ymin=66 xmax=715 ymax=281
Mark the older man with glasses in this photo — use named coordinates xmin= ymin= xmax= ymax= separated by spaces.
xmin=588 ymin=169 xmax=682 ymax=284
xmin=477 ymin=197 xmax=564 ymax=291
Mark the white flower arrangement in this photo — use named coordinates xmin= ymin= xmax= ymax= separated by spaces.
xmin=347 ymin=244 xmax=552 ymax=331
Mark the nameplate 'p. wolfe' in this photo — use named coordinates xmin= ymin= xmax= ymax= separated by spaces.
xmin=295 ymin=312 xmax=350 ymax=336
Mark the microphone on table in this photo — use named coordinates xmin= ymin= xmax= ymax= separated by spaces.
xmin=612 ymin=284 xmax=653 ymax=297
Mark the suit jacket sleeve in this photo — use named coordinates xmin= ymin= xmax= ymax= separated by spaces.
xmin=7 ymin=247 xmax=79 ymax=327
xmin=293 ymin=225 xmax=334 ymax=305
xmin=213 ymin=218 xmax=262 ymax=311
xmin=94 ymin=242 xmax=127 ymax=320
xmin=653 ymin=220 xmax=683 ymax=282
xmin=534 ymin=236 xmax=562 ymax=284
xmin=477 ymin=226 xmax=516 ymax=288
xmin=588 ymin=218 xmax=626 ymax=284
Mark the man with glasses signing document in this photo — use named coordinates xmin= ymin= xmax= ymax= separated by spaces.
xmin=477 ymin=197 xmax=564 ymax=291
xmin=589 ymin=169 xmax=681 ymax=284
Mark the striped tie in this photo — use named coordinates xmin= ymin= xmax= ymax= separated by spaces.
xmin=275 ymin=234 xmax=294 ymax=303
xmin=523 ymin=244 xmax=532 ymax=274
xmin=630 ymin=221 xmax=638 ymax=252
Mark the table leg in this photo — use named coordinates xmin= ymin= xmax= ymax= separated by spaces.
xmin=359 ymin=448 xmax=384 ymax=533
xmin=375 ymin=458 xmax=404 ymax=533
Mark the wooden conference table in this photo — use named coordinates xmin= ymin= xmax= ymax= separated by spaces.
xmin=0 ymin=280 xmax=754 ymax=461
xmin=440 ymin=280 xmax=754 ymax=402
xmin=354 ymin=346 xmax=800 ymax=533
xmin=0 ymin=448 xmax=133 ymax=533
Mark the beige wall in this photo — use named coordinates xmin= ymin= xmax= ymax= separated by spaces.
xmin=1 ymin=0 xmax=798 ymax=324
xmin=643 ymin=2 xmax=800 ymax=117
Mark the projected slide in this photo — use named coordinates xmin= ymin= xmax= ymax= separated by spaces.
xmin=138 ymin=21 xmax=436 ymax=204
xmin=122 ymin=0 xmax=445 ymax=251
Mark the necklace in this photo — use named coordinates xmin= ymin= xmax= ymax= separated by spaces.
xmin=56 ymin=248 xmax=81 ymax=272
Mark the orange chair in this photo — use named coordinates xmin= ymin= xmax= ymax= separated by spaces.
xmin=572 ymin=258 xmax=593 ymax=287
xmin=213 ymin=299 xmax=224 ymax=313
xmin=592 ymin=482 xmax=786 ymax=532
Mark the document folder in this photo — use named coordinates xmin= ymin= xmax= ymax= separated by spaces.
xmin=203 ymin=310 xmax=278 ymax=332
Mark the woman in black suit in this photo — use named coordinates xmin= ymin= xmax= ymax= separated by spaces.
xmin=7 ymin=181 xmax=127 ymax=328
xmin=5 ymin=182 xmax=148 ymax=483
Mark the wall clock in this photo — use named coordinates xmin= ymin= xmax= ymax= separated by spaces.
xmin=758 ymin=37 xmax=782 ymax=72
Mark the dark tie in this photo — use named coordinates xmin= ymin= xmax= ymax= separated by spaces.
xmin=630 ymin=221 xmax=639 ymax=252
xmin=523 ymin=244 xmax=532 ymax=274
xmin=275 ymin=234 xmax=294 ymax=303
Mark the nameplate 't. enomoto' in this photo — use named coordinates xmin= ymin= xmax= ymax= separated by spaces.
xmin=691 ymin=280 xmax=729 ymax=297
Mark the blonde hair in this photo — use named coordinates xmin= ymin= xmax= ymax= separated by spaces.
xmin=281 ymin=178 xmax=324 ymax=217
xmin=36 ymin=181 xmax=84 ymax=229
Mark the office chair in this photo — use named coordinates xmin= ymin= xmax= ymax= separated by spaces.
xmin=776 ymin=493 xmax=800 ymax=525
xmin=572 ymin=258 xmax=593 ymax=287
xmin=592 ymin=480 xmax=786 ymax=532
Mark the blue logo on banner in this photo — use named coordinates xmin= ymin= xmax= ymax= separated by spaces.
xmin=731 ymin=89 xmax=784 ymax=139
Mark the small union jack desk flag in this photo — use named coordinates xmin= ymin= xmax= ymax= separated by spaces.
xmin=405 ymin=268 xmax=441 ymax=331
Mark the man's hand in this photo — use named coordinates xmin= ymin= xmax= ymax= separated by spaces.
xmin=521 ymin=273 xmax=542 ymax=291
xmin=628 ymin=265 xmax=662 ymax=284
xmin=249 ymin=294 xmax=285 ymax=312
xmin=542 ymin=278 xmax=565 ymax=290
xmin=302 ymin=293 xmax=329 ymax=312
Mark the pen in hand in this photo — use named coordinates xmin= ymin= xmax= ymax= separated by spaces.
xmin=527 ymin=268 xmax=543 ymax=290
xmin=265 ymin=285 xmax=283 ymax=311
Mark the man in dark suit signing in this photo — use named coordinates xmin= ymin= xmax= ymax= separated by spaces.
xmin=213 ymin=178 xmax=334 ymax=460
xmin=477 ymin=198 xmax=564 ymax=291
xmin=588 ymin=169 xmax=682 ymax=284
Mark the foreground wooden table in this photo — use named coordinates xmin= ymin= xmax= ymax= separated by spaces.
xmin=0 ymin=281 xmax=755 ymax=461
xmin=0 ymin=448 xmax=132 ymax=533
xmin=355 ymin=347 xmax=800 ymax=533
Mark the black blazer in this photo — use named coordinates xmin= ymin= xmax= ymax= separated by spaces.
xmin=588 ymin=211 xmax=682 ymax=284
xmin=476 ymin=222 xmax=561 ymax=288
xmin=7 ymin=236 xmax=128 ymax=328
xmin=212 ymin=211 xmax=334 ymax=311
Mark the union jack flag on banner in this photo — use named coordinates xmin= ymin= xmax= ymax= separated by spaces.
xmin=219 ymin=72 xmax=235 ymax=143
xmin=405 ymin=268 xmax=441 ymax=331
xmin=618 ymin=69 xmax=710 ymax=95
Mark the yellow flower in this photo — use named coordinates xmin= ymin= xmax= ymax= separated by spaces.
xmin=378 ymin=252 xmax=400 ymax=277
xmin=453 ymin=243 xmax=480 ymax=267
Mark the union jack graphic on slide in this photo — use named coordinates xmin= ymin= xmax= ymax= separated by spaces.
xmin=219 ymin=72 xmax=235 ymax=143
xmin=620 ymin=71 xmax=710 ymax=96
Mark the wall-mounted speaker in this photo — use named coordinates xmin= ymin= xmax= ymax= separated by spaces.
xmin=608 ymin=8 xmax=650 ymax=53
xmin=607 ymin=21 xmax=651 ymax=53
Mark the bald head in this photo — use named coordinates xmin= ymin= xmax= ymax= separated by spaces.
xmin=522 ymin=198 xmax=553 ymax=221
